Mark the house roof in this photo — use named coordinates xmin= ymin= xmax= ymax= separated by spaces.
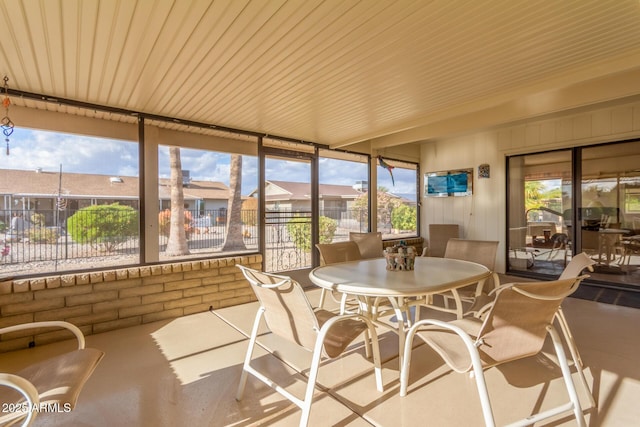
xmin=159 ymin=179 xmax=230 ymax=201
xmin=2 ymin=1 xmax=640 ymax=151
xmin=259 ymin=180 xmax=362 ymax=202
xmin=0 ymin=169 xmax=229 ymax=201
xmin=0 ymin=169 xmax=139 ymax=199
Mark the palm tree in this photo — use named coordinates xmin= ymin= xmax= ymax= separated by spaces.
xmin=524 ymin=181 xmax=545 ymax=209
xmin=222 ymin=154 xmax=246 ymax=251
xmin=165 ymin=147 xmax=190 ymax=256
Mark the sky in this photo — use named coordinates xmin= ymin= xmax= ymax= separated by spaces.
xmin=1 ymin=128 xmax=417 ymax=199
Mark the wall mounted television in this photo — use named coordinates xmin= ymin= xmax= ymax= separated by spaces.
xmin=424 ymin=169 xmax=473 ymax=197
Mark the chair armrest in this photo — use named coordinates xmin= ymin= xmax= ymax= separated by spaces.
xmin=0 ymin=373 xmax=39 ymax=425
xmin=401 ymin=318 xmax=485 ymax=397
xmin=0 ymin=321 xmax=86 ymax=350
xmin=406 ymin=318 xmax=478 ymax=350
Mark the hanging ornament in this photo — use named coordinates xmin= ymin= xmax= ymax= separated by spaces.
xmin=378 ymin=155 xmax=395 ymax=186
xmin=2 ymin=76 xmax=14 ymax=155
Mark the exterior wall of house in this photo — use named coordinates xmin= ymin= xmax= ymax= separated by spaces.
xmin=0 ymin=255 xmax=261 ymax=352
xmin=421 ymin=99 xmax=640 ymax=274
xmin=291 ymin=200 xmax=310 ymax=212
xmin=203 ymin=199 xmax=228 ymax=212
xmin=265 ymin=201 xmax=293 ymax=211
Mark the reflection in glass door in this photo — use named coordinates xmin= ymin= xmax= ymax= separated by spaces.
xmin=581 ymin=142 xmax=640 ymax=278
xmin=508 ymin=140 xmax=640 ymax=288
xmin=507 ymin=150 xmax=572 ymax=275
xmin=263 ymin=154 xmax=312 ymax=272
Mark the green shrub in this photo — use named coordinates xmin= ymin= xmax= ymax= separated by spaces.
xmin=30 ymin=213 xmax=45 ymax=226
xmin=287 ymin=215 xmax=337 ymax=251
xmin=319 ymin=216 xmax=337 ymax=244
xmin=391 ymin=204 xmax=417 ymax=231
xmin=67 ymin=203 xmax=138 ymax=252
xmin=28 ymin=226 xmax=59 ymax=244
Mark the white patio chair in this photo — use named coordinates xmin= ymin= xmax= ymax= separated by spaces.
xmin=348 ymin=231 xmax=383 ymax=259
xmin=426 ymin=224 xmax=460 ymax=257
xmin=0 ymin=321 xmax=104 ymax=426
xmin=236 ymin=265 xmax=383 ymax=427
xmin=420 ymin=239 xmax=500 ymax=319
xmin=400 ymin=277 xmax=589 ymax=427
xmin=468 ymin=252 xmax=597 ymax=408
xmin=315 ymin=241 xmax=363 ymax=313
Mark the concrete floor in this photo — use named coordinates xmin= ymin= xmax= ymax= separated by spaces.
xmin=2 ymin=282 xmax=640 ymax=426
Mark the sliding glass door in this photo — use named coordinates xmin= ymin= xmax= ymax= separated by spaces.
xmin=507 ymin=139 xmax=640 ymax=288
xmin=507 ymin=150 xmax=572 ymax=275
xmin=580 ymin=142 xmax=640 ymax=279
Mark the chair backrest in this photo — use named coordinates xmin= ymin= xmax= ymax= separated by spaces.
xmin=477 ymin=277 xmax=583 ymax=366
xmin=316 ymin=241 xmax=362 ymax=265
xmin=428 ymin=224 xmax=460 ymax=257
xmin=443 ymin=238 xmax=498 ymax=271
xmin=237 ymin=265 xmax=319 ymax=352
xmin=349 ymin=232 xmax=383 ymax=259
xmin=559 ymin=252 xmax=595 ymax=279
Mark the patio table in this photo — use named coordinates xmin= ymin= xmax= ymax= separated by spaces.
xmin=597 ymin=228 xmax=630 ymax=268
xmin=309 ymin=257 xmax=490 ymax=368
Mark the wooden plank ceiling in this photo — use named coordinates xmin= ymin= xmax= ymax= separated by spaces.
xmin=0 ymin=0 xmax=639 ymax=150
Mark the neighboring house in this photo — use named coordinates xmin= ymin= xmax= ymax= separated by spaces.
xmin=251 ymin=179 xmax=412 ymax=213
xmin=249 ymin=180 xmax=363 ymax=217
xmin=248 ymin=180 xmax=413 ymax=231
xmin=0 ymin=168 xmax=230 ymax=226
xmin=158 ymin=178 xmax=230 ymax=214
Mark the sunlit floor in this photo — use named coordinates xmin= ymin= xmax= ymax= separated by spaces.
xmin=3 ymin=277 xmax=640 ymax=426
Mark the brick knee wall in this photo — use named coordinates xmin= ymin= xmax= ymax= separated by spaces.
xmin=0 ymin=255 xmax=261 ymax=352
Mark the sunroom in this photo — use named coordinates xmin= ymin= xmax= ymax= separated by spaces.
xmin=1 ymin=1 xmax=640 ymax=426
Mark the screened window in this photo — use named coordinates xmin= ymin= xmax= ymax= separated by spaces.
xmin=319 ymin=150 xmax=369 ymax=242
xmin=157 ymin=145 xmax=258 ymax=261
xmin=376 ymin=157 xmax=419 ymax=239
xmin=0 ymin=128 xmax=139 ymax=276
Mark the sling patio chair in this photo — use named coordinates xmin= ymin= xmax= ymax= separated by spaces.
xmin=315 ymin=241 xmax=363 ymax=314
xmin=468 ymin=251 xmax=597 ymax=408
xmin=236 ymin=265 xmax=383 ymax=427
xmin=0 ymin=321 xmax=104 ymax=426
xmin=554 ymin=252 xmax=598 ymax=407
xmin=426 ymin=223 xmax=460 ymax=257
xmin=400 ymin=276 xmax=589 ymax=427
xmin=412 ymin=238 xmax=500 ymax=320
xmin=348 ymin=231 xmax=383 ymax=259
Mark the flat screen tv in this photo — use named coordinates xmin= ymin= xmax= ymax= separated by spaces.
xmin=425 ymin=169 xmax=473 ymax=197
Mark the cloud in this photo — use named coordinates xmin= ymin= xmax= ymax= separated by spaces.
xmin=2 ymin=129 xmax=417 ymax=197
xmin=1 ymin=129 xmax=138 ymax=176
xmin=319 ymin=158 xmax=367 ymax=186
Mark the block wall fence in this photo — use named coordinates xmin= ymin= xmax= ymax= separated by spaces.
xmin=0 ymin=254 xmax=262 ymax=352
